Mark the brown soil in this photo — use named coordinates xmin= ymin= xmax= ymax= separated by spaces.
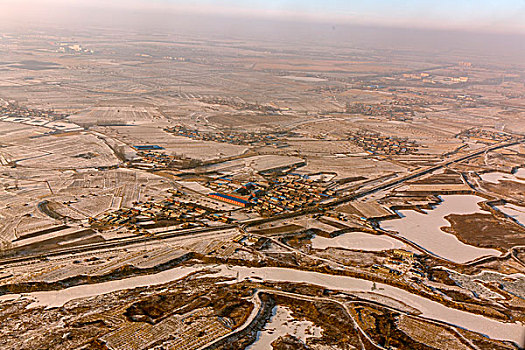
xmin=124 ymin=285 xmax=253 ymax=328
xmin=429 ymin=269 xmax=456 ymax=286
xmin=443 ymin=213 xmax=525 ymax=250
xmin=482 ymin=181 xmax=525 ymax=202
xmin=274 ymin=295 xmax=364 ymax=349
xmin=271 ymin=335 xmax=309 ymax=350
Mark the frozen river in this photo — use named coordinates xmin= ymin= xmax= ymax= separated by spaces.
xmin=380 ymin=195 xmax=502 ymax=263
xmin=218 ymin=266 xmax=525 ymax=347
xmin=22 ymin=266 xmax=203 ymax=309
xmin=3 ymin=264 xmax=523 ymax=347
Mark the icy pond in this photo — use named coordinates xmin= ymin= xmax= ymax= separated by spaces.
xmin=311 ymin=231 xmax=411 ymax=251
xmin=246 ymin=306 xmax=322 ymax=349
xmin=4 ymin=264 xmax=524 ymax=347
xmin=495 ymin=202 xmax=525 ymax=226
xmin=380 ymin=195 xmax=502 ymax=263
xmin=480 ymin=168 xmax=525 ymax=225
xmin=480 ymin=169 xmax=525 ymax=184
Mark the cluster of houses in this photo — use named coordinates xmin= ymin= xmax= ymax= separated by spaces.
xmin=348 ymin=131 xmax=418 ymax=155
xmin=89 ymin=191 xmax=231 ymax=233
xmin=346 ymin=101 xmax=416 ymax=121
xmin=457 ymin=128 xmax=515 ymax=144
xmin=165 ymin=125 xmax=291 ymax=148
xmin=206 ymin=173 xmax=334 ymax=216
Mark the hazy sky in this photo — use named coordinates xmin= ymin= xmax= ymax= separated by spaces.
xmin=1 ymin=0 xmax=525 ymax=34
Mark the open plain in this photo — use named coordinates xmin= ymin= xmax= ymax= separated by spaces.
xmin=0 ymin=10 xmax=524 ymax=350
